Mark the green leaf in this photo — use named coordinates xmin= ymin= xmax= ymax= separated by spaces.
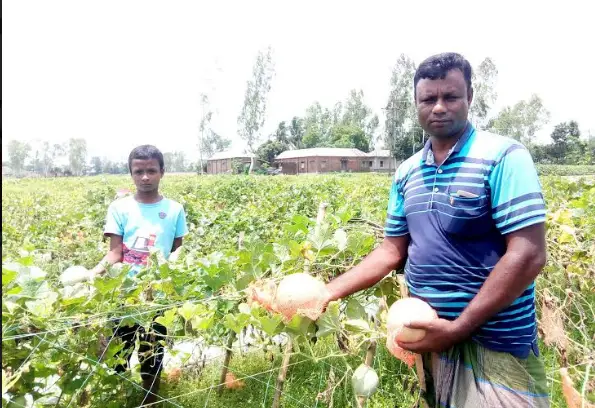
xmin=333 ymin=229 xmax=348 ymax=251
xmin=345 ymin=298 xmax=366 ymax=320
xmin=235 ymin=273 xmax=254 ymax=291
xmin=158 ymin=263 xmax=171 ymax=279
xmin=154 ymin=308 xmax=178 ymax=330
xmin=344 ymin=318 xmax=370 ymax=333
xmin=153 ymin=279 xmax=176 ymax=296
xmin=257 ymin=314 xmax=283 ymax=336
xmin=191 ymin=312 xmax=215 ymax=331
xmin=223 ymin=313 xmax=250 ymax=334
xmin=273 ymin=243 xmax=291 ymax=263
xmin=25 ymin=291 xmax=58 ymax=317
xmin=178 ymin=301 xmax=204 ymax=322
xmin=285 ymin=314 xmax=314 ymax=337
xmin=375 ymin=276 xmax=398 ymax=298
xmin=2 ymin=368 xmax=22 ymax=393
xmin=2 ymin=268 xmax=18 ymax=286
xmin=558 ymin=225 xmax=575 ymax=244
xmin=93 ymin=277 xmax=121 ymax=296
xmin=315 ymin=301 xmax=341 ymax=338
xmin=8 ymin=395 xmax=28 ymax=408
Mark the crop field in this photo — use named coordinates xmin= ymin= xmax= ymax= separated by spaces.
xmin=2 ymin=173 xmax=594 ymax=407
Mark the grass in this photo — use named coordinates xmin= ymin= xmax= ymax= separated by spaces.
xmin=125 ymin=336 xmax=418 ymax=408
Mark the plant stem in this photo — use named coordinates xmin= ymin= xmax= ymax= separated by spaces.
xmin=217 ymin=331 xmax=236 ymax=396
xmin=271 ymin=337 xmax=293 ymax=408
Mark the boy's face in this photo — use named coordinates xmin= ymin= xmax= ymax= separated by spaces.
xmin=130 ymin=159 xmax=164 ymax=194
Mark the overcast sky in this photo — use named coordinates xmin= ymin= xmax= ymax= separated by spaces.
xmin=3 ymin=0 xmax=593 ymax=163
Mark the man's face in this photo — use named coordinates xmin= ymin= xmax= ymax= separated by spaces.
xmin=415 ymin=69 xmax=473 ymax=139
xmin=130 ymin=159 xmax=163 ymax=193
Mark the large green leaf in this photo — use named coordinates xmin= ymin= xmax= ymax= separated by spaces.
xmin=154 ymin=308 xmax=178 ymax=330
xmin=345 ymin=298 xmax=366 ymax=320
xmin=223 ymin=313 xmax=251 ymax=334
xmin=315 ymin=301 xmax=341 ymax=338
xmin=178 ymin=301 xmax=204 ymax=322
xmin=2 ymin=267 xmax=18 ymax=287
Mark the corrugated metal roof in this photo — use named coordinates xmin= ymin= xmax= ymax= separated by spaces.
xmin=208 ymin=150 xmax=255 ymax=161
xmin=275 ymin=148 xmax=368 ymax=160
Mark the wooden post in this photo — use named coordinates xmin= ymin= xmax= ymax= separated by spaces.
xmin=271 ymin=338 xmax=293 ymax=408
xmin=217 ymin=331 xmax=236 ymax=396
xmin=397 ymin=275 xmax=428 ymax=408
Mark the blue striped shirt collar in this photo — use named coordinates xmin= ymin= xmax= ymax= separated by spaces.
xmin=421 ymin=122 xmax=475 ymax=165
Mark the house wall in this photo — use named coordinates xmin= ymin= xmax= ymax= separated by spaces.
xmin=207 ymin=158 xmax=257 ymax=174
xmin=275 ymin=155 xmax=401 ymax=175
xmin=369 ymin=156 xmax=398 ymax=172
xmin=207 ymin=159 xmax=231 ymax=174
xmin=276 ymin=156 xmax=370 ymax=174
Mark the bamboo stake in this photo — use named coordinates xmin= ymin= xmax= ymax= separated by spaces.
xmin=217 ymin=331 xmax=236 ymax=396
xmin=271 ymin=338 xmax=293 ymax=408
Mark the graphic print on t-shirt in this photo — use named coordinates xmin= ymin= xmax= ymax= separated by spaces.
xmin=122 ymin=228 xmax=158 ymax=266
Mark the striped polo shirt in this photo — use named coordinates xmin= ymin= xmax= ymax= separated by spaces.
xmin=385 ymin=122 xmax=546 ymax=358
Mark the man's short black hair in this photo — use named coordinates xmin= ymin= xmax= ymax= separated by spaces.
xmin=414 ymin=52 xmax=473 ymax=96
xmin=128 ymin=145 xmax=164 ymax=172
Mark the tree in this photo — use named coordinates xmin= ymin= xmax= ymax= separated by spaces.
xmin=7 ymin=140 xmax=31 ymax=175
xmin=38 ymin=142 xmax=63 ymax=177
xmin=256 ymin=140 xmax=288 ymax=167
xmin=172 ymin=151 xmax=187 ymax=172
xmin=341 ymin=89 xmax=378 ymax=149
xmin=384 ymin=54 xmax=418 ymax=160
xmin=90 ymin=157 xmax=103 ymax=174
xmin=68 ymin=138 xmax=87 ymax=176
xmin=329 ymin=125 xmax=369 ymax=152
xmin=487 ymin=94 xmax=550 ymax=145
xmin=199 ymin=130 xmax=232 ymax=159
xmin=549 ymin=121 xmax=583 ymax=164
xmin=30 ymin=149 xmax=43 ymax=174
xmin=163 ymin=152 xmax=174 ymax=171
xmin=288 ymin=117 xmax=305 ymax=149
xmin=102 ymin=160 xmax=127 ymax=174
xmin=302 ymin=102 xmax=334 ymax=148
xmin=586 ymin=132 xmax=595 ymax=164
xmin=237 ymin=46 xmax=275 ymax=173
xmin=272 ymin=121 xmax=290 ymax=144
xmin=469 ymin=57 xmax=498 ymax=128
xmin=198 ymin=93 xmax=214 ymax=174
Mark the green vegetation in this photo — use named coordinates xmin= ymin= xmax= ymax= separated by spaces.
xmin=2 ymin=173 xmax=594 ymax=407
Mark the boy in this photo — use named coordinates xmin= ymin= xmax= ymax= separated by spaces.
xmin=90 ymin=144 xmax=188 ymax=403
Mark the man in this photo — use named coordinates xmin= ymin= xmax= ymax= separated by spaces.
xmin=322 ymin=53 xmax=549 ymax=407
xmin=90 ymin=144 xmax=188 ymax=404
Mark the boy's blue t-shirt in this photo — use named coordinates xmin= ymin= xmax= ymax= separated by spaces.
xmin=103 ymin=195 xmax=189 ymax=275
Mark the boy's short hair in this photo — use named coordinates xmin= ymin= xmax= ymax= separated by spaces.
xmin=128 ymin=145 xmax=165 ymax=172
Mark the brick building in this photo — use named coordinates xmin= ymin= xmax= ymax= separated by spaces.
xmin=364 ymin=149 xmax=399 ymax=173
xmin=274 ymin=148 xmax=371 ymax=174
xmin=207 ymin=151 xmax=257 ymax=174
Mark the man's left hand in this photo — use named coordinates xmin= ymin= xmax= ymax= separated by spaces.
xmin=396 ymin=318 xmax=469 ymax=354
